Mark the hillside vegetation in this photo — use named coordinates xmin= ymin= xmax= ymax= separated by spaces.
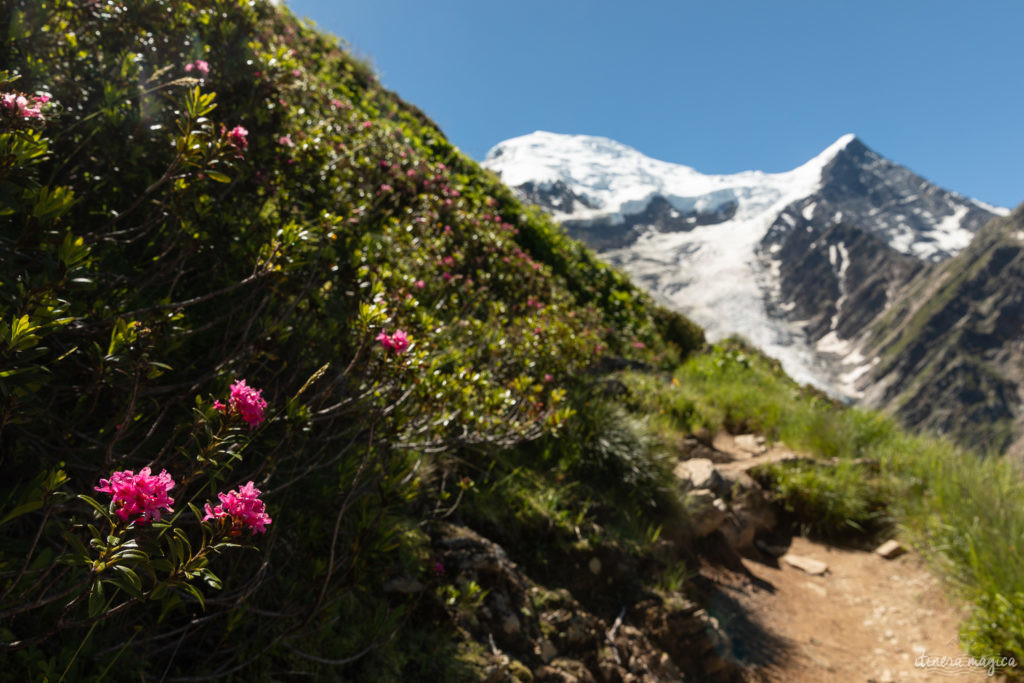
xmin=0 ymin=1 xmax=1020 ymax=680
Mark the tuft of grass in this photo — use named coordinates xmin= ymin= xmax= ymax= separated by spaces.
xmin=752 ymin=460 xmax=891 ymax=538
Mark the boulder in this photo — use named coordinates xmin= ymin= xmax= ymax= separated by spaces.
xmin=674 ymin=457 xmax=723 ymax=493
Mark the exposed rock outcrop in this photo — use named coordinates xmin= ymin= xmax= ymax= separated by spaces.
xmin=426 ymin=522 xmax=741 ymax=682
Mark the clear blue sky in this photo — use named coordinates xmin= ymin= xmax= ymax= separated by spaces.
xmin=284 ymin=0 xmax=1023 ymax=208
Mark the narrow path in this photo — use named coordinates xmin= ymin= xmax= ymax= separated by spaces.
xmin=704 ymin=537 xmax=994 ymax=682
xmin=690 ymin=433 xmax=1009 ymax=681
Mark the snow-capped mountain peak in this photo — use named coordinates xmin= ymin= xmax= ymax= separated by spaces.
xmin=484 ymin=131 xmax=857 ymax=224
xmin=483 ymin=132 xmax=1004 ymax=398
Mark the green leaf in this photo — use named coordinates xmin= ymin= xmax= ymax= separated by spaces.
xmin=205 ymin=170 xmax=231 ymax=183
xmin=199 ymin=568 xmax=222 ymax=590
xmin=180 ymin=581 xmax=206 ymax=610
xmin=150 ymin=558 xmax=173 ymax=574
xmin=111 ymin=565 xmax=142 ymax=598
xmin=88 ymin=580 xmax=106 ymax=618
xmin=78 ymin=494 xmax=115 ymax=523
xmin=173 ymin=527 xmax=192 ymax=555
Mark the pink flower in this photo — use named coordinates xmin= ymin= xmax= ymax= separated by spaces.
xmin=213 ymin=400 xmax=227 ymax=413
xmin=2 ymin=92 xmax=43 ymax=120
xmin=376 ymin=329 xmax=410 ymax=354
xmin=185 ymin=59 xmax=210 ymax=76
xmin=362 ymin=121 xmax=372 ymax=128
xmin=227 ymin=125 xmax=248 ymax=149
xmin=544 ymin=373 xmax=553 ymax=383
xmin=391 ymin=329 xmax=410 ymax=353
xmin=330 ymin=98 xmax=345 ymax=109
xmin=414 ymin=280 xmax=425 ymax=289
xmin=379 ymin=183 xmax=392 ymax=192
xmin=203 ymin=481 xmax=272 ymax=535
xmin=376 ymin=331 xmax=395 ymax=352
xmin=95 ymin=467 xmax=176 ymax=524
xmin=228 ymin=379 xmax=267 ymax=428
xmin=278 ymin=134 xmax=293 ymax=147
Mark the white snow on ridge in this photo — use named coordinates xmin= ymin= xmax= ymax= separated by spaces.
xmin=484 ymin=131 xmax=856 ymax=225
xmin=484 ymin=131 xmax=859 ymax=394
xmin=972 ymin=198 xmax=1011 ymax=217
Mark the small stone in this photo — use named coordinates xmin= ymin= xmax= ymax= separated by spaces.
xmin=588 ymin=557 xmax=602 ymax=575
xmin=879 ymin=669 xmax=894 ymax=683
xmin=539 ymin=638 xmax=558 ymax=663
xmin=782 ymin=553 xmax=828 ymax=576
xmin=875 ymin=539 xmax=906 ymax=559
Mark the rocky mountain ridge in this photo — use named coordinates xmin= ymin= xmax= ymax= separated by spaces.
xmin=484 ymin=132 xmax=1023 ymax=451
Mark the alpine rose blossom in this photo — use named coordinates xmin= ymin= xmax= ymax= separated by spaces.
xmin=227 ymin=125 xmax=248 ymax=149
xmin=229 ymin=379 xmax=267 ymax=428
xmin=184 ymin=59 xmax=210 ymax=75
xmin=203 ymin=481 xmax=272 ymax=535
xmin=2 ymin=92 xmax=45 ymax=120
xmin=390 ymin=329 xmax=410 ymax=353
xmin=376 ymin=329 xmax=410 ymax=354
xmin=95 ymin=467 xmax=176 ymax=523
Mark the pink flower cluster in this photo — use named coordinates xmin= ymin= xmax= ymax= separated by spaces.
xmin=230 ymin=379 xmax=267 ymax=427
xmin=376 ymin=329 xmax=410 ymax=354
xmin=2 ymin=92 xmax=48 ymax=121
xmin=215 ymin=379 xmax=267 ymax=428
xmin=227 ymin=125 xmax=248 ymax=149
xmin=203 ymin=481 xmax=272 ymax=535
xmin=184 ymin=59 xmax=210 ymax=76
xmin=95 ymin=467 xmax=176 ymax=523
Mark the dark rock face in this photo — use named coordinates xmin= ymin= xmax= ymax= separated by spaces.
xmin=561 ymin=195 xmax=738 ymax=251
xmin=816 ymin=138 xmax=996 ymax=261
xmin=759 ymin=201 xmax=924 ymax=344
xmin=515 ymin=179 xmax=596 ymax=215
xmin=426 ymin=521 xmax=742 ymax=682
